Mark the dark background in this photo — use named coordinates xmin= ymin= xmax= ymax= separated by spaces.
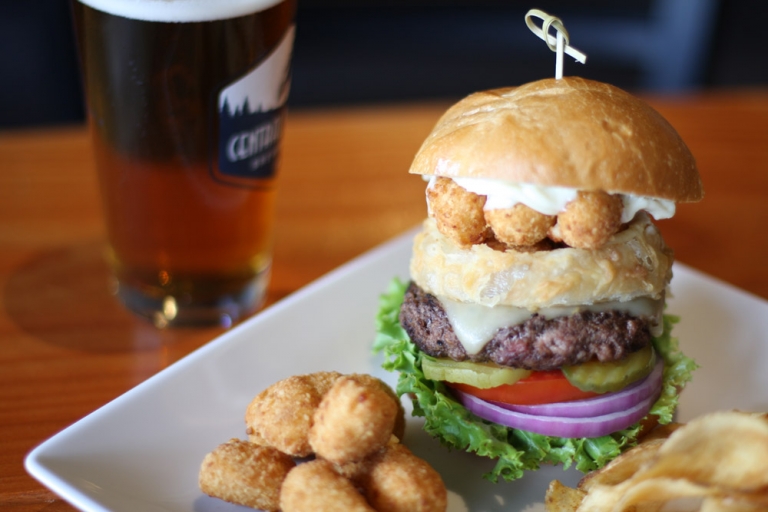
xmin=1 ymin=0 xmax=766 ymax=129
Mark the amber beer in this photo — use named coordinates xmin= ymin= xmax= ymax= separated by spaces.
xmin=71 ymin=0 xmax=296 ymax=326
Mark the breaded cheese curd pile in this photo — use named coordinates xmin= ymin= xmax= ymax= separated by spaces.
xmin=375 ymin=76 xmax=704 ymax=482
xmin=199 ymin=371 xmax=447 ymax=512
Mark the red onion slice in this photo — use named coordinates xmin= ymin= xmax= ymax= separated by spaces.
xmin=452 ymin=358 xmax=664 ymax=438
xmin=492 ymin=357 xmax=664 ymax=418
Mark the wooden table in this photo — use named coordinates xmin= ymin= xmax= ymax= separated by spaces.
xmin=2 ymin=90 xmax=767 ymax=510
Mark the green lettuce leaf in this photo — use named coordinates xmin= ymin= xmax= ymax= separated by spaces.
xmin=373 ymin=279 xmax=697 ymax=482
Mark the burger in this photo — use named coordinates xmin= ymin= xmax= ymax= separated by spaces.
xmin=374 ymin=77 xmax=702 ymax=482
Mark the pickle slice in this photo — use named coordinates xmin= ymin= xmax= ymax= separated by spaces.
xmin=562 ymin=345 xmax=656 ymax=394
xmin=421 ymin=357 xmax=532 ymax=389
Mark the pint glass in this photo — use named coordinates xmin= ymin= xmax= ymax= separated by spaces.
xmin=71 ymin=0 xmax=296 ymax=327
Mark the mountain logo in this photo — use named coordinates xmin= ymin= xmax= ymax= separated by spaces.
xmin=215 ymin=25 xmax=294 ymax=184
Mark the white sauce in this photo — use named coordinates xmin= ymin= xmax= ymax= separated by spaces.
xmin=76 ymin=0 xmax=285 ymax=22
xmin=621 ymin=195 xmax=676 ymax=223
xmin=439 ymin=296 xmax=664 ymax=355
xmin=452 ymin=177 xmax=578 ymax=215
xmin=426 ymin=176 xmax=676 ymax=222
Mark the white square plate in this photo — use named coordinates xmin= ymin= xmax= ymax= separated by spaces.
xmin=25 ymin=228 xmax=768 ymax=512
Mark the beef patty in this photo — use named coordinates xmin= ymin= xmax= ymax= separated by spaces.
xmin=399 ymin=282 xmax=653 ymax=371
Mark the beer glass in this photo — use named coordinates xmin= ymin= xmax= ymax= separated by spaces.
xmin=71 ymin=0 xmax=296 ymax=327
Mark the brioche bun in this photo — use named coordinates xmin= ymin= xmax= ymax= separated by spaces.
xmin=409 ymin=77 xmax=703 ymax=203
xmin=410 ymin=213 xmax=673 ymax=309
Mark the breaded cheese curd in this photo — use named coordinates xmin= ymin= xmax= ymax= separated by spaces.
xmin=198 ymin=439 xmax=294 ymax=512
xmin=359 ymin=443 xmax=448 ymax=512
xmin=309 ymin=375 xmax=399 ymax=464
xmin=426 ymin=177 xmax=488 ymax=247
xmin=553 ymin=190 xmax=624 ymax=249
xmin=485 ymin=203 xmax=555 ymax=247
xmin=245 ymin=371 xmax=342 ymax=457
xmin=280 ymin=460 xmax=376 ymax=512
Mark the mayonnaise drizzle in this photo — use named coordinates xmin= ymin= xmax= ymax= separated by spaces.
xmin=425 ymin=176 xmax=676 ymax=222
xmin=620 ymin=195 xmax=675 ymax=223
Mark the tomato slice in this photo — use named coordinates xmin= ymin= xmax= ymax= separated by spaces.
xmin=447 ymin=370 xmax=600 ymax=406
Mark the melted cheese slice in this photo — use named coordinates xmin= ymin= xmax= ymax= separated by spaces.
xmin=439 ymin=296 xmax=664 ymax=355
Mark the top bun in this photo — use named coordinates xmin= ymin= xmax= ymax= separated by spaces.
xmin=409 ymin=77 xmax=703 ymax=202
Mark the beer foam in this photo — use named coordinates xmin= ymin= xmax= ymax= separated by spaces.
xmin=77 ymin=0 xmax=285 ymax=22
